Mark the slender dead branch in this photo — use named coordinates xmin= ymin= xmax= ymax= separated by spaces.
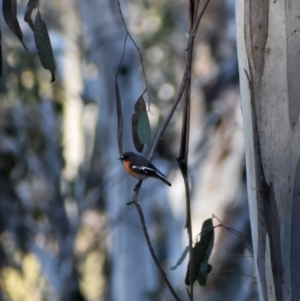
xmin=211 ymin=269 xmax=257 ymax=280
xmin=148 ymin=4 xmax=210 ymax=298
xmin=115 ymin=34 xmax=128 ymax=156
xmin=127 ymin=181 xmax=182 ymax=301
xmin=178 ymin=80 xmax=194 ymax=299
xmin=213 ymin=215 xmax=253 ymax=253
xmin=116 ymin=0 xmax=151 ymax=105
xmin=148 ymin=0 xmax=210 ymax=161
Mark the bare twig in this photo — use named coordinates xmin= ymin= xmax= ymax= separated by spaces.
xmin=211 ymin=269 xmax=257 ymax=280
xmin=213 ymin=215 xmax=253 ymax=253
xmin=115 ymin=34 xmax=128 ymax=156
xmin=177 ymin=74 xmax=193 ymax=299
xmin=148 ymin=3 xmax=210 ymax=299
xmin=148 ymin=1 xmax=210 ymax=161
xmin=116 ymin=0 xmax=151 ymax=105
xmin=128 ymin=181 xmax=181 ymax=301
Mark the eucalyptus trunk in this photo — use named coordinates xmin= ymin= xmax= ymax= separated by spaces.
xmin=236 ymin=1 xmax=300 ymax=300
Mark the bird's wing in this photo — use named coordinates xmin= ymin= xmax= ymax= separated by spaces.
xmin=132 ymin=166 xmax=153 ymax=174
xmin=132 ymin=165 xmax=171 ymax=186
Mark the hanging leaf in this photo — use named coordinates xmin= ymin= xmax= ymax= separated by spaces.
xmin=170 ymin=246 xmax=189 ymax=270
xmin=2 ymin=0 xmax=27 ymax=51
xmin=34 ymin=11 xmax=56 ymax=82
xmin=185 ymin=218 xmax=214 ymax=286
xmin=24 ymin=0 xmax=39 ymax=30
xmin=197 ymin=261 xmax=212 ymax=286
xmin=132 ymin=112 xmax=143 ymax=152
xmin=137 ymin=112 xmax=151 ymax=144
xmin=132 ymin=95 xmax=151 ymax=153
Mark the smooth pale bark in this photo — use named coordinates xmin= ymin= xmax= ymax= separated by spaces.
xmin=236 ymin=1 xmax=300 ymax=301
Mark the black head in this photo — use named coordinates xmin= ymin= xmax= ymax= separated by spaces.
xmin=119 ymin=152 xmax=135 ymax=161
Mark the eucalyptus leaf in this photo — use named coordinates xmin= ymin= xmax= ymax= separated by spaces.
xmin=185 ymin=218 xmax=214 ymax=286
xmin=171 ymin=246 xmax=189 ymax=270
xmin=34 ymin=11 xmax=56 ymax=82
xmin=132 ymin=95 xmax=151 ymax=152
xmin=2 ymin=0 xmax=27 ymax=50
xmin=137 ymin=112 xmax=151 ymax=145
xmin=24 ymin=0 xmax=39 ymax=30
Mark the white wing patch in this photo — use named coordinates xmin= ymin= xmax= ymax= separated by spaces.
xmin=132 ymin=165 xmax=165 ymax=178
xmin=132 ymin=166 xmax=154 ymax=173
xmin=131 ymin=164 xmax=171 ymax=186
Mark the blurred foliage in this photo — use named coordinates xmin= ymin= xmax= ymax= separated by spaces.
xmin=2 ymin=0 xmax=56 ymax=80
xmin=2 ymin=254 xmax=45 ymax=301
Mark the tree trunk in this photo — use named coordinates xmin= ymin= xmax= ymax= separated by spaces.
xmin=236 ymin=1 xmax=300 ymax=301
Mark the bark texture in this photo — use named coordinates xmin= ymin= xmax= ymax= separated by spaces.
xmin=236 ymin=1 xmax=300 ymax=301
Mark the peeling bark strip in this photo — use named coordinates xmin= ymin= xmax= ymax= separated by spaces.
xmin=245 ymin=67 xmax=268 ymax=301
xmin=245 ymin=64 xmax=284 ymax=301
xmin=264 ymin=184 xmax=283 ymax=301
xmin=285 ymin=1 xmax=300 ymax=127
xmin=245 ymin=0 xmax=284 ymax=295
xmin=291 ymin=157 xmax=300 ymax=301
xmin=249 ymin=0 xmax=269 ymax=76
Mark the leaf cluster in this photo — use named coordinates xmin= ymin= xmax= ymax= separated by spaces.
xmin=2 ymin=0 xmax=55 ymax=81
xmin=171 ymin=218 xmax=215 ymax=287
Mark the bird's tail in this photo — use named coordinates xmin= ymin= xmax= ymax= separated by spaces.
xmin=156 ymin=173 xmax=172 ymax=186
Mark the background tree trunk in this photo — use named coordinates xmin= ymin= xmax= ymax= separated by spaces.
xmin=78 ymin=1 xmax=183 ymax=300
xmin=236 ymin=1 xmax=300 ymax=300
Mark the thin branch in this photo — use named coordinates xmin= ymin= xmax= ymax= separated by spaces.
xmin=116 ymin=0 xmax=151 ymax=105
xmin=213 ymin=215 xmax=253 ymax=253
xmin=224 ymin=249 xmax=254 ymax=257
xmin=211 ymin=269 xmax=257 ymax=280
xmin=185 ymin=174 xmax=194 ymax=300
xmin=128 ymin=181 xmax=182 ymax=301
xmin=191 ymin=0 xmax=210 ymax=36
xmin=148 ymin=1 xmax=210 ymax=161
xmin=148 ymin=37 xmax=194 ymax=161
xmin=147 ymin=4 xmax=210 ymax=298
xmin=115 ymin=34 xmax=128 ymax=156
xmin=177 ymin=72 xmax=193 ymax=299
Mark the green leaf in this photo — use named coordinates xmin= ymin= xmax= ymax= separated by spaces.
xmin=137 ymin=112 xmax=151 ymax=145
xmin=132 ymin=112 xmax=143 ymax=153
xmin=170 ymin=246 xmax=189 ymax=270
xmin=34 ymin=11 xmax=56 ymax=82
xmin=197 ymin=262 xmax=212 ymax=286
xmin=24 ymin=0 xmax=39 ymax=30
xmin=132 ymin=95 xmax=151 ymax=153
xmin=185 ymin=218 xmax=214 ymax=286
xmin=2 ymin=0 xmax=27 ymax=51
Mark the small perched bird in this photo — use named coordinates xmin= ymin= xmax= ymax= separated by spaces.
xmin=119 ymin=152 xmax=171 ymax=186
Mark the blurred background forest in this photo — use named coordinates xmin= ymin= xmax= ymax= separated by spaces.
xmin=0 ymin=0 xmax=258 ymax=300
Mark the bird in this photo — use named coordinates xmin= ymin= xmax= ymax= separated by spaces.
xmin=119 ymin=152 xmax=172 ymax=186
